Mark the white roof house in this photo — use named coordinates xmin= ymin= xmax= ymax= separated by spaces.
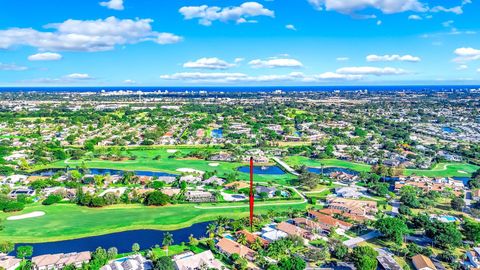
xmin=174 ymin=250 xmax=224 ymax=270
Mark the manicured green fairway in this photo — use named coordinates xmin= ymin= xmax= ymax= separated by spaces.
xmin=284 ymin=156 xmax=372 ymax=172
xmin=32 ymin=148 xmax=296 ymax=184
xmin=284 ymin=156 xmax=478 ymax=177
xmin=0 ymin=201 xmax=307 ymax=243
xmin=405 ymin=162 xmax=479 ymax=177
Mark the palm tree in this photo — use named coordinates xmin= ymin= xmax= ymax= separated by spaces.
xmin=237 ymin=233 xmax=248 ymax=245
xmin=206 ymin=223 xmax=216 ymax=238
xmin=251 ymin=237 xmax=264 ymax=251
xmin=162 ymin=232 xmax=174 ymax=256
xmin=216 ymin=225 xmax=226 ymax=237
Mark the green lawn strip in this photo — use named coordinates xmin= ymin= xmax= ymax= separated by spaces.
xmin=0 ymin=202 xmax=307 ymax=243
xmin=284 ymin=156 xmax=372 ymax=172
xmin=405 ymin=162 xmax=479 ymax=177
xmin=30 ymin=148 xmax=296 ymax=184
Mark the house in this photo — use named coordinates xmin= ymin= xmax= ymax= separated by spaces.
xmin=308 ymin=210 xmax=353 ymax=231
xmin=472 ymin=190 xmax=480 ymax=201
xmin=277 ymin=222 xmax=315 ymax=240
xmin=185 ymin=191 xmax=216 ymax=203
xmin=203 ymin=176 xmax=225 ymax=186
xmin=180 ymin=175 xmax=202 ymax=184
xmin=173 ymin=250 xmax=224 ymax=270
xmin=292 ymin=217 xmax=323 ymax=232
xmin=161 ymin=188 xmax=181 ymax=197
xmin=335 ymin=187 xmax=362 ymax=199
xmin=256 ymin=186 xmax=277 ymax=198
xmin=412 ymin=255 xmax=437 ymax=270
xmin=32 ymin=251 xmax=91 ymax=270
xmin=8 ymin=188 xmax=35 ymax=199
xmin=319 ymin=208 xmax=368 ymax=222
xmin=466 ymin=247 xmax=480 ymax=268
xmin=0 ymin=254 xmax=21 ymax=270
xmin=326 ymin=197 xmax=377 ymax=216
xmin=377 ymin=253 xmax=402 ymax=270
xmin=261 ymin=225 xmax=288 ymax=242
xmin=224 ymin=181 xmax=249 ymax=190
xmin=216 ymin=238 xmax=255 ymax=261
xmin=101 ymin=254 xmax=153 ymax=270
xmin=236 ymin=230 xmax=269 ymax=247
xmin=157 ymin=176 xmax=177 ymax=184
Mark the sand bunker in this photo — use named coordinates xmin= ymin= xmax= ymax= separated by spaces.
xmin=208 ymin=163 xmax=220 ymax=167
xmin=458 ymin=170 xmax=467 ymax=174
xmin=176 ymin=168 xmax=205 ymax=174
xmin=7 ymin=211 xmax=45 ymax=221
xmin=167 ymin=149 xmax=178 ymax=153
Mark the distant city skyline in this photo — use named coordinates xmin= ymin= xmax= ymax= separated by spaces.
xmin=0 ymin=0 xmax=479 ymax=86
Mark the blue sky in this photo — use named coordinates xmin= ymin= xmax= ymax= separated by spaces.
xmin=0 ymin=0 xmax=479 ymax=86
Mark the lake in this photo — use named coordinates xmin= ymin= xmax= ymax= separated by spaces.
xmin=442 ymin=127 xmax=458 ymax=133
xmin=307 ymin=167 xmax=359 ymax=176
xmin=237 ymin=166 xmax=286 ymax=175
xmin=34 ymin=168 xmax=178 ymax=178
xmin=11 ymin=222 xmax=209 ymax=258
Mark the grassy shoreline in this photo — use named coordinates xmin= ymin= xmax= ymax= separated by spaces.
xmin=0 ymin=201 xmax=307 ymax=243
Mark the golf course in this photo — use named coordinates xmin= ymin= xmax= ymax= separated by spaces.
xmin=0 ymin=200 xmax=307 ymax=243
xmin=284 ymin=156 xmax=479 ymax=177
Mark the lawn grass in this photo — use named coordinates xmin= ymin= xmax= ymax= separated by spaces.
xmin=285 ymin=156 xmax=479 ymax=177
xmin=31 ymin=148 xmax=296 ymax=184
xmin=405 ymin=162 xmax=479 ymax=177
xmin=284 ymin=156 xmax=372 ymax=172
xmin=0 ymin=201 xmax=307 ymax=243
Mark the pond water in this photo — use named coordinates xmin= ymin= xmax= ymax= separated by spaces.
xmin=34 ymin=168 xmax=178 ymax=178
xmin=307 ymin=167 xmax=359 ymax=176
xmin=211 ymin=129 xmax=223 ymax=138
xmin=442 ymin=127 xmax=458 ymax=133
xmin=11 ymin=222 xmax=209 ymax=258
xmin=237 ymin=166 xmax=286 ymax=175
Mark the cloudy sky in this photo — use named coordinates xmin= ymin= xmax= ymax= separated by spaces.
xmin=0 ymin=0 xmax=479 ymax=86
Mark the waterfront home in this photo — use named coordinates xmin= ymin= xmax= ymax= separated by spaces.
xmin=2 ymin=174 xmax=27 ymax=187
xmin=412 ymin=254 xmax=437 ymax=270
xmin=308 ymin=210 xmax=353 ymax=231
xmin=32 ymin=251 xmax=91 ymax=270
xmin=335 ymin=187 xmax=362 ymax=199
xmin=466 ymin=247 xmax=480 ymax=268
xmin=8 ymin=187 xmax=35 ymax=199
xmin=180 ymin=175 xmax=202 ymax=184
xmin=0 ymin=253 xmax=21 ymax=270
xmin=216 ymin=237 xmax=256 ymax=261
xmin=326 ymin=197 xmax=378 ymax=216
xmin=173 ymin=250 xmax=224 ymax=270
xmin=236 ymin=230 xmax=269 ymax=247
xmin=101 ymin=254 xmax=153 ymax=270
xmin=277 ymin=221 xmax=315 ymax=240
xmin=185 ymin=191 xmax=216 ymax=203
xmin=157 ymin=176 xmax=177 ymax=184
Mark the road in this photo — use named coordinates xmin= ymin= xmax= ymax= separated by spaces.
xmin=343 ymin=230 xmax=381 ymax=247
xmin=272 ymin=157 xmax=300 ymax=176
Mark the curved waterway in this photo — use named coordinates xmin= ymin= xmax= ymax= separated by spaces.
xmin=34 ymin=168 xmax=178 ymax=178
xmin=12 ymin=222 xmax=209 ymax=258
xmin=237 ymin=166 xmax=286 ymax=175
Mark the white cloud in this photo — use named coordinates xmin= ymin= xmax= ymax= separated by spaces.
xmin=456 ymin=65 xmax=468 ymax=70
xmin=161 ymin=72 xmax=249 ymax=82
xmin=183 ymin=57 xmax=236 ymax=70
xmin=179 ymin=2 xmax=274 ymax=26
xmin=307 ymin=0 xmax=426 ymax=14
xmin=336 ymin=66 xmax=407 ymax=75
xmin=0 ymin=17 xmax=182 ymax=52
xmin=234 ymin=58 xmax=245 ymax=63
xmin=0 ymin=63 xmax=28 ymax=71
xmin=66 ymin=73 xmax=92 ymax=80
xmin=99 ymin=0 xmax=124 ymax=10
xmin=123 ymin=79 xmax=136 ymax=84
xmin=336 ymin=57 xmax=350 ymax=61
xmin=408 ymin=14 xmax=422 ymax=20
xmin=285 ymin=24 xmax=297 ymax=31
xmin=249 ymin=58 xmax=303 ymax=68
xmin=477 ymin=68 xmax=480 ymax=73
xmin=314 ymin=72 xmax=363 ymax=80
xmin=366 ymin=54 xmax=421 ymax=62
xmin=28 ymin=52 xmax=62 ymax=61
xmin=453 ymin=47 xmax=480 ymax=63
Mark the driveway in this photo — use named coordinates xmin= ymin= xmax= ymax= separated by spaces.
xmin=343 ymin=230 xmax=381 ymax=247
